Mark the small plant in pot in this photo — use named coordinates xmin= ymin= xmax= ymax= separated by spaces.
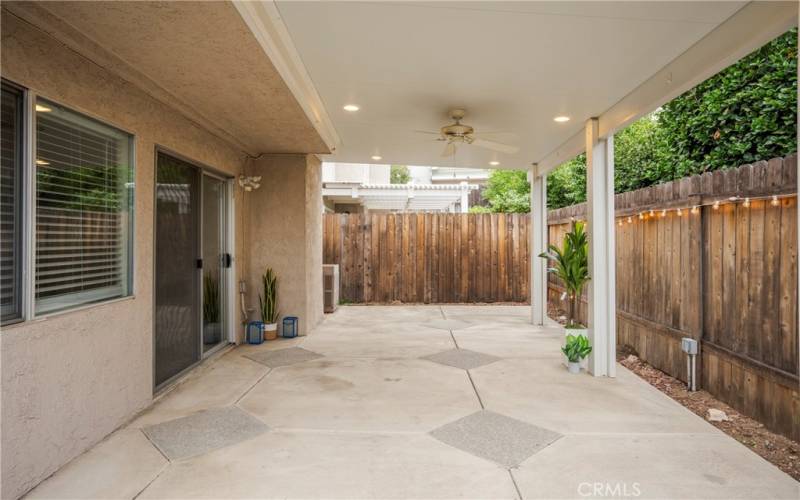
xmin=259 ymin=268 xmax=279 ymax=341
xmin=538 ymin=221 xmax=590 ymax=365
xmin=562 ymin=334 xmax=592 ymax=374
xmin=202 ymin=273 xmax=221 ymax=345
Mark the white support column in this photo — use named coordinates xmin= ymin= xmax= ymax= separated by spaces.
xmin=529 ymin=166 xmax=547 ymax=326
xmin=585 ymin=118 xmax=617 ymax=377
xmin=460 ymin=181 xmax=469 ymax=213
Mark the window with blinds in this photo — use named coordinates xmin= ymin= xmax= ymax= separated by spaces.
xmin=35 ymin=99 xmax=133 ymax=314
xmin=1 ymin=83 xmax=23 ymax=324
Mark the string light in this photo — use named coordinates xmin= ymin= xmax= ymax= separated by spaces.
xmin=611 ymin=194 xmax=788 ymax=227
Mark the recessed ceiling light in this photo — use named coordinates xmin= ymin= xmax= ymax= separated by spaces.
xmin=489 ymin=161 xmax=500 ymax=166
xmin=371 ymin=155 xmax=382 ymax=161
xmin=343 ymin=104 xmax=360 ymax=112
xmin=554 ymin=115 xmax=570 ymax=123
xmin=36 ymin=104 xmax=52 ymax=113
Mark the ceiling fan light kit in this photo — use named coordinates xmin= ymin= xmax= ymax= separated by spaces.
xmin=417 ymin=109 xmax=520 ymax=158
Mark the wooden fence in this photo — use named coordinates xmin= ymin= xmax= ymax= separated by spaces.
xmin=548 ymin=154 xmax=798 ymax=441
xmin=322 ymin=156 xmax=798 ymax=440
xmin=323 ymin=213 xmax=530 ymax=303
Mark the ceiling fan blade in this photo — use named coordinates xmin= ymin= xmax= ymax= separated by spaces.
xmin=414 ymin=130 xmax=443 ymax=135
xmin=470 ymin=138 xmax=519 ymax=155
xmin=441 ymin=142 xmax=456 ymax=157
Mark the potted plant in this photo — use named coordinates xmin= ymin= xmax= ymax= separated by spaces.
xmin=259 ymin=268 xmax=279 ymax=340
xmin=202 ymin=273 xmax=221 ymax=345
xmin=562 ymin=334 xmax=592 ymax=373
xmin=538 ymin=221 xmax=590 ymax=365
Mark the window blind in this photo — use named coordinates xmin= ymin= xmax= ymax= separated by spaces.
xmin=1 ymin=83 xmax=22 ymax=323
xmin=35 ymin=99 xmax=133 ymax=314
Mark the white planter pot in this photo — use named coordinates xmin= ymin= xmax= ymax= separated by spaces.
xmin=261 ymin=322 xmax=278 ymax=341
xmin=562 ymin=327 xmax=589 ymax=370
xmin=567 ymin=361 xmax=581 ymax=374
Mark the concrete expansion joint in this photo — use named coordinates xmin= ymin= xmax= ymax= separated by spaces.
xmin=235 ymin=367 xmax=274 ymax=405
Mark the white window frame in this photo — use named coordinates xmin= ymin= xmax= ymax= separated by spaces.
xmin=3 ymin=83 xmax=137 ymax=324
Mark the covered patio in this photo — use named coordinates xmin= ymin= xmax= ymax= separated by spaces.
xmin=27 ymin=306 xmax=797 ymax=499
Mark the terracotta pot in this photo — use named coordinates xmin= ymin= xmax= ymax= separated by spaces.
xmin=261 ymin=322 xmax=278 ymax=341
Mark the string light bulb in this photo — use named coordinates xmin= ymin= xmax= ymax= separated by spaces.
xmin=660 ymin=209 xmax=667 ymax=218
xmin=617 ymin=219 xmax=623 ymax=226
xmin=639 ymin=212 xmax=644 ymax=220
xmin=649 ymin=209 xmax=655 ymax=217
xmin=743 ymin=197 xmax=751 ymax=208
xmin=627 ymin=216 xmax=633 ymax=224
xmin=771 ymin=195 xmax=779 ymax=207
xmin=677 ymin=208 xmax=683 ymax=217
xmin=712 ymin=200 xmax=720 ymax=210
xmin=691 ymin=205 xmax=699 ymax=215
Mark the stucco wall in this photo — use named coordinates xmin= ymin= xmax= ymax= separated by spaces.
xmin=246 ymin=154 xmax=324 ymax=336
xmin=0 ymin=13 xmax=248 ymax=499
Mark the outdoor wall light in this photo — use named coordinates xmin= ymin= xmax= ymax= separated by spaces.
xmin=553 ymin=116 xmax=570 ymax=123
xmin=343 ymin=104 xmax=360 ymax=112
xmin=238 ymin=174 xmax=261 ymax=192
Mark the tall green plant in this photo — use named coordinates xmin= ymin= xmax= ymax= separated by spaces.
xmin=203 ymin=273 xmax=220 ymax=324
xmin=259 ymin=268 xmax=279 ymax=324
xmin=538 ymin=221 xmax=589 ymax=327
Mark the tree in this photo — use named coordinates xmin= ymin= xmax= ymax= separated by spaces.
xmin=482 ymin=170 xmax=530 ymax=213
xmin=546 ymin=28 xmax=797 ymax=209
xmin=390 ymin=165 xmax=410 ymax=184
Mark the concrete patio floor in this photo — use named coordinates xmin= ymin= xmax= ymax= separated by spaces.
xmin=27 ymin=306 xmax=798 ymax=499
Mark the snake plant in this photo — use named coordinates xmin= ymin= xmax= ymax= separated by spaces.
xmin=259 ymin=268 xmax=279 ymax=324
xmin=203 ymin=273 xmax=220 ymax=324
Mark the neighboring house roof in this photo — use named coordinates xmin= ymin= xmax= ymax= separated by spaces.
xmin=323 ymin=182 xmax=478 ymax=212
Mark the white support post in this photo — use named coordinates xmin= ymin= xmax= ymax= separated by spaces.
xmin=585 ymin=118 xmax=617 ymax=377
xmin=529 ymin=166 xmax=547 ymax=326
xmin=460 ymin=181 xmax=469 ymax=213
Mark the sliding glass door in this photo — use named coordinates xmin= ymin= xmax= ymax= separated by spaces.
xmin=202 ymin=174 xmax=226 ymax=353
xmin=154 ymin=152 xmax=229 ymax=388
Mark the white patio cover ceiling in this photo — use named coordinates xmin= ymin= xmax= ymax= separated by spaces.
xmin=264 ymin=1 xmax=795 ymax=172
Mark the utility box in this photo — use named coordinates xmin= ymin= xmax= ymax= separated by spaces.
xmin=323 ymin=264 xmax=340 ymax=313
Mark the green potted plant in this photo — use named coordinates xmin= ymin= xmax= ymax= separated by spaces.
xmin=538 ymin=221 xmax=590 ymax=365
xmin=259 ymin=268 xmax=279 ymax=340
xmin=202 ymin=273 xmax=221 ymax=345
xmin=562 ymin=334 xmax=592 ymax=374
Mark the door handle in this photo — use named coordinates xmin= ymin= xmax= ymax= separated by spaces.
xmin=224 ymin=253 xmax=232 ymax=268
xmin=196 ymin=259 xmax=203 ymax=269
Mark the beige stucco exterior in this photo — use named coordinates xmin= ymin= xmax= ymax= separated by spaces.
xmin=245 ymin=155 xmax=324 ymax=337
xmin=0 ymin=8 xmax=325 ymax=499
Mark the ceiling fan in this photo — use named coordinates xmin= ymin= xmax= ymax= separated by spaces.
xmin=416 ymin=109 xmax=519 ymax=158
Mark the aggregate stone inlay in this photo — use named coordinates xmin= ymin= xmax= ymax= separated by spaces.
xmin=245 ymin=347 xmax=323 ymax=368
xmin=423 ymin=348 xmax=500 ymax=370
xmin=143 ymin=406 xmax=269 ymax=460
xmin=430 ymin=410 xmax=562 ymax=467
